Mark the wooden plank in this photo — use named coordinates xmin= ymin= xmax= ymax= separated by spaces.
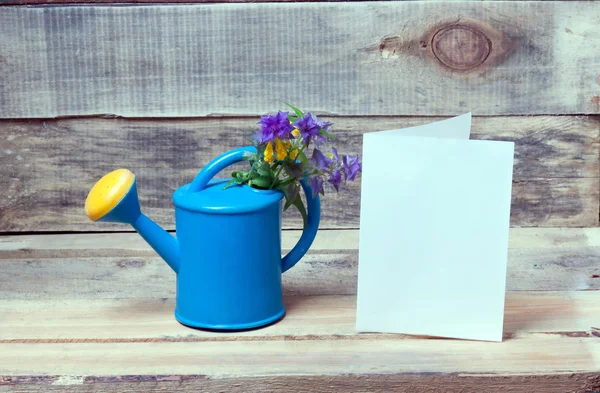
xmin=3 ymin=374 xmax=600 ymax=393
xmin=2 ymin=292 xmax=599 ymax=391
xmin=0 ymin=0 xmax=590 ymax=4
xmin=1 ymin=292 xmax=598 ymax=341
xmin=1 ymin=335 xmax=598 ymax=376
xmin=1 ymin=229 xmax=599 ymax=299
xmin=0 ymin=0 xmax=391 ymax=3
xmin=1 ymin=292 xmax=599 ymax=391
xmin=1 ymin=3 xmax=599 ymax=118
xmin=1 ymin=116 xmax=598 ymax=232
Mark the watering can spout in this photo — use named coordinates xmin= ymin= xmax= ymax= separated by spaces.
xmin=130 ymin=213 xmax=180 ymax=273
xmin=85 ymin=169 xmax=180 ymax=273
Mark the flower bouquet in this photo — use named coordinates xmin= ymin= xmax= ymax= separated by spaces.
xmin=225 ymin=102 xmax=363 ymax=226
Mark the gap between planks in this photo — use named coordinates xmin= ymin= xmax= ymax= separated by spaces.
xmin=5 ymin=227 xmax=600 ymax=253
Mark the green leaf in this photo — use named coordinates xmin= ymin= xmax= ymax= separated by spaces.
xmin=249 ymin=176 xmax=272 ymax=189
xmin=283 ymin=183 xmax=299 ymax=211
xmin=233 ymin=170 xmax=249 ymax=179
xmin=291 ymin=193 xmax=308 ymax=228
xmin=223 ymin=178 xmax=240 ymax=190
xmin=287 ymin=114 xmax=298 ymax=123
xmin=283 ymin=193 xmax=294 ymax=212
xmin=281 ymin=101 xmax=304 ymax=118
xmin=298 ymin=151 xmax=308 ymax=166
xmin=319 ymin=128 xmax=334 ymax=139
xmin=279 ymin=177 xmax=297 ymax=187
xmin=247 ymin=164 xmax=257 ymax=178
xmin=256 ymin=163 xmax=271 ymax=177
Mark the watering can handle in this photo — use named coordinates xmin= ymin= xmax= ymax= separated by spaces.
xmin=188 ymin=146 xmax=320 ymax=273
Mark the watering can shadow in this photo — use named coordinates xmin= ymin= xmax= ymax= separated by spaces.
xmin=85 ymin=146 xmax=320 ymax=331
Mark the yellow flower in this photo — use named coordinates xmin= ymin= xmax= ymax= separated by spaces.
xmin=281 ymin=140 xmax=298 ymax=160
xmin=264 ymin=142 xmax=275 ymax=163
xmin=275 ymin=138 xmax=287 ymax=161
xmin=292 ymin=128 xmax=301 ymax=138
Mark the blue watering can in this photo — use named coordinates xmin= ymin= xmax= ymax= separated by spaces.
xmin=85 ymin=146 xmax=320 ymax=330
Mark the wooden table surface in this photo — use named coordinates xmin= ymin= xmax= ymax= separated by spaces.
xmin=1 ymin=228 xmax=599 ymax=392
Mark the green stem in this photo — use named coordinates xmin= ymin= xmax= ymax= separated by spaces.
xmin=247 ymin=163 xmax=256 ymax=180
xmin=297 ymin=144 xmax=307 ymax=158
xmin=270 ymin=164 xmax=284 ymax=188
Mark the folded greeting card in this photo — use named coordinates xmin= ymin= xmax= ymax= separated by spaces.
xmin=356 ymin=114 xmax=515 ymax=342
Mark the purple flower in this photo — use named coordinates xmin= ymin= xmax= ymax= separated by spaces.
xmin=328 ymin=168 xmax=343 ymax=192
xmin=343 ymin=154 xmax=362 ymax=181
xmin=310 ymin=176 xmax=324 ymax=198
xmin=293 ymin=113 xmax=332 ymax=146
xmin=331 ymin=146 xmax=339 ymax=163
xmin=256 ymin=112 xmax=294 ymax=143
xmin=293 ymin=113 xmax=320 ymax=142
xmin=310 ymin=148 xmax=332 ymax=171
xmin=316 ymin=118 xmax=333 ymax=134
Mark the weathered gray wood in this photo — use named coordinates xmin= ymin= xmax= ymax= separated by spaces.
xmin=2 ymin=373 xmax=600 ymax=393
xmin=1 ymin=229 xmax=599 ymax=300
xmin=0 ymin=0 xmax=590 ymax=4
xmin=1 ymin=116 xmax=597 ymax=232
xmin=1 ymin=3 xmax=599 ymax=118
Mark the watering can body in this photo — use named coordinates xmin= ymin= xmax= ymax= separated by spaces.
xmin=85 ymin=146 xmax=320 ymax=330
xmin=173 ymin=180 xmax=288 ymax=329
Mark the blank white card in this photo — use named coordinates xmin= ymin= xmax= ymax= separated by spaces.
xmin=356 ymin=115 xmax=515 ymax=342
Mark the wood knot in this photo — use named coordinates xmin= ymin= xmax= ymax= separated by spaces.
xmin=431 ymin=25 xmax=491 ymax=71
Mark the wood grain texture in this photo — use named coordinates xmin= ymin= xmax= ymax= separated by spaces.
xmin=2 ymin=374 xmax=600 ymax=393
xmin=1 ymin=116 xmax=598 ymax=232
xmin=2 ymin=232 xmax=600 ymax=391
xmin=1 ymin=229 xmax=599 ymax=300
xmin=1 ymin=293 xmax=599 ymax=392
xmin=0 ymin=0 xmax=590 ymax=4
xmin=1 ymin=292 xmax=598 ymax=341
xmin=1 ymin=335 xmax=598 ymax=376
xmin=1 ymin=3 xmax=600 ymax=118
xmin=1 ymin=375 xmax=600 ymax=393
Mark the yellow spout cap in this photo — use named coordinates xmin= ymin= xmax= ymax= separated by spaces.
xmin=85 ymin=169 xmax=135 ymax=221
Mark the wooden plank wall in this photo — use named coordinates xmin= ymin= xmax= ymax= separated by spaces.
xmin=2 ymin=3 xmax=600 ymax=118
xmin=1 ymin=116 xmax=598 ymax=231
xmin=1 ymin=2 xmax=600 ymax=392
xmin=1 ymin=1 xmax=599 ymax=233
